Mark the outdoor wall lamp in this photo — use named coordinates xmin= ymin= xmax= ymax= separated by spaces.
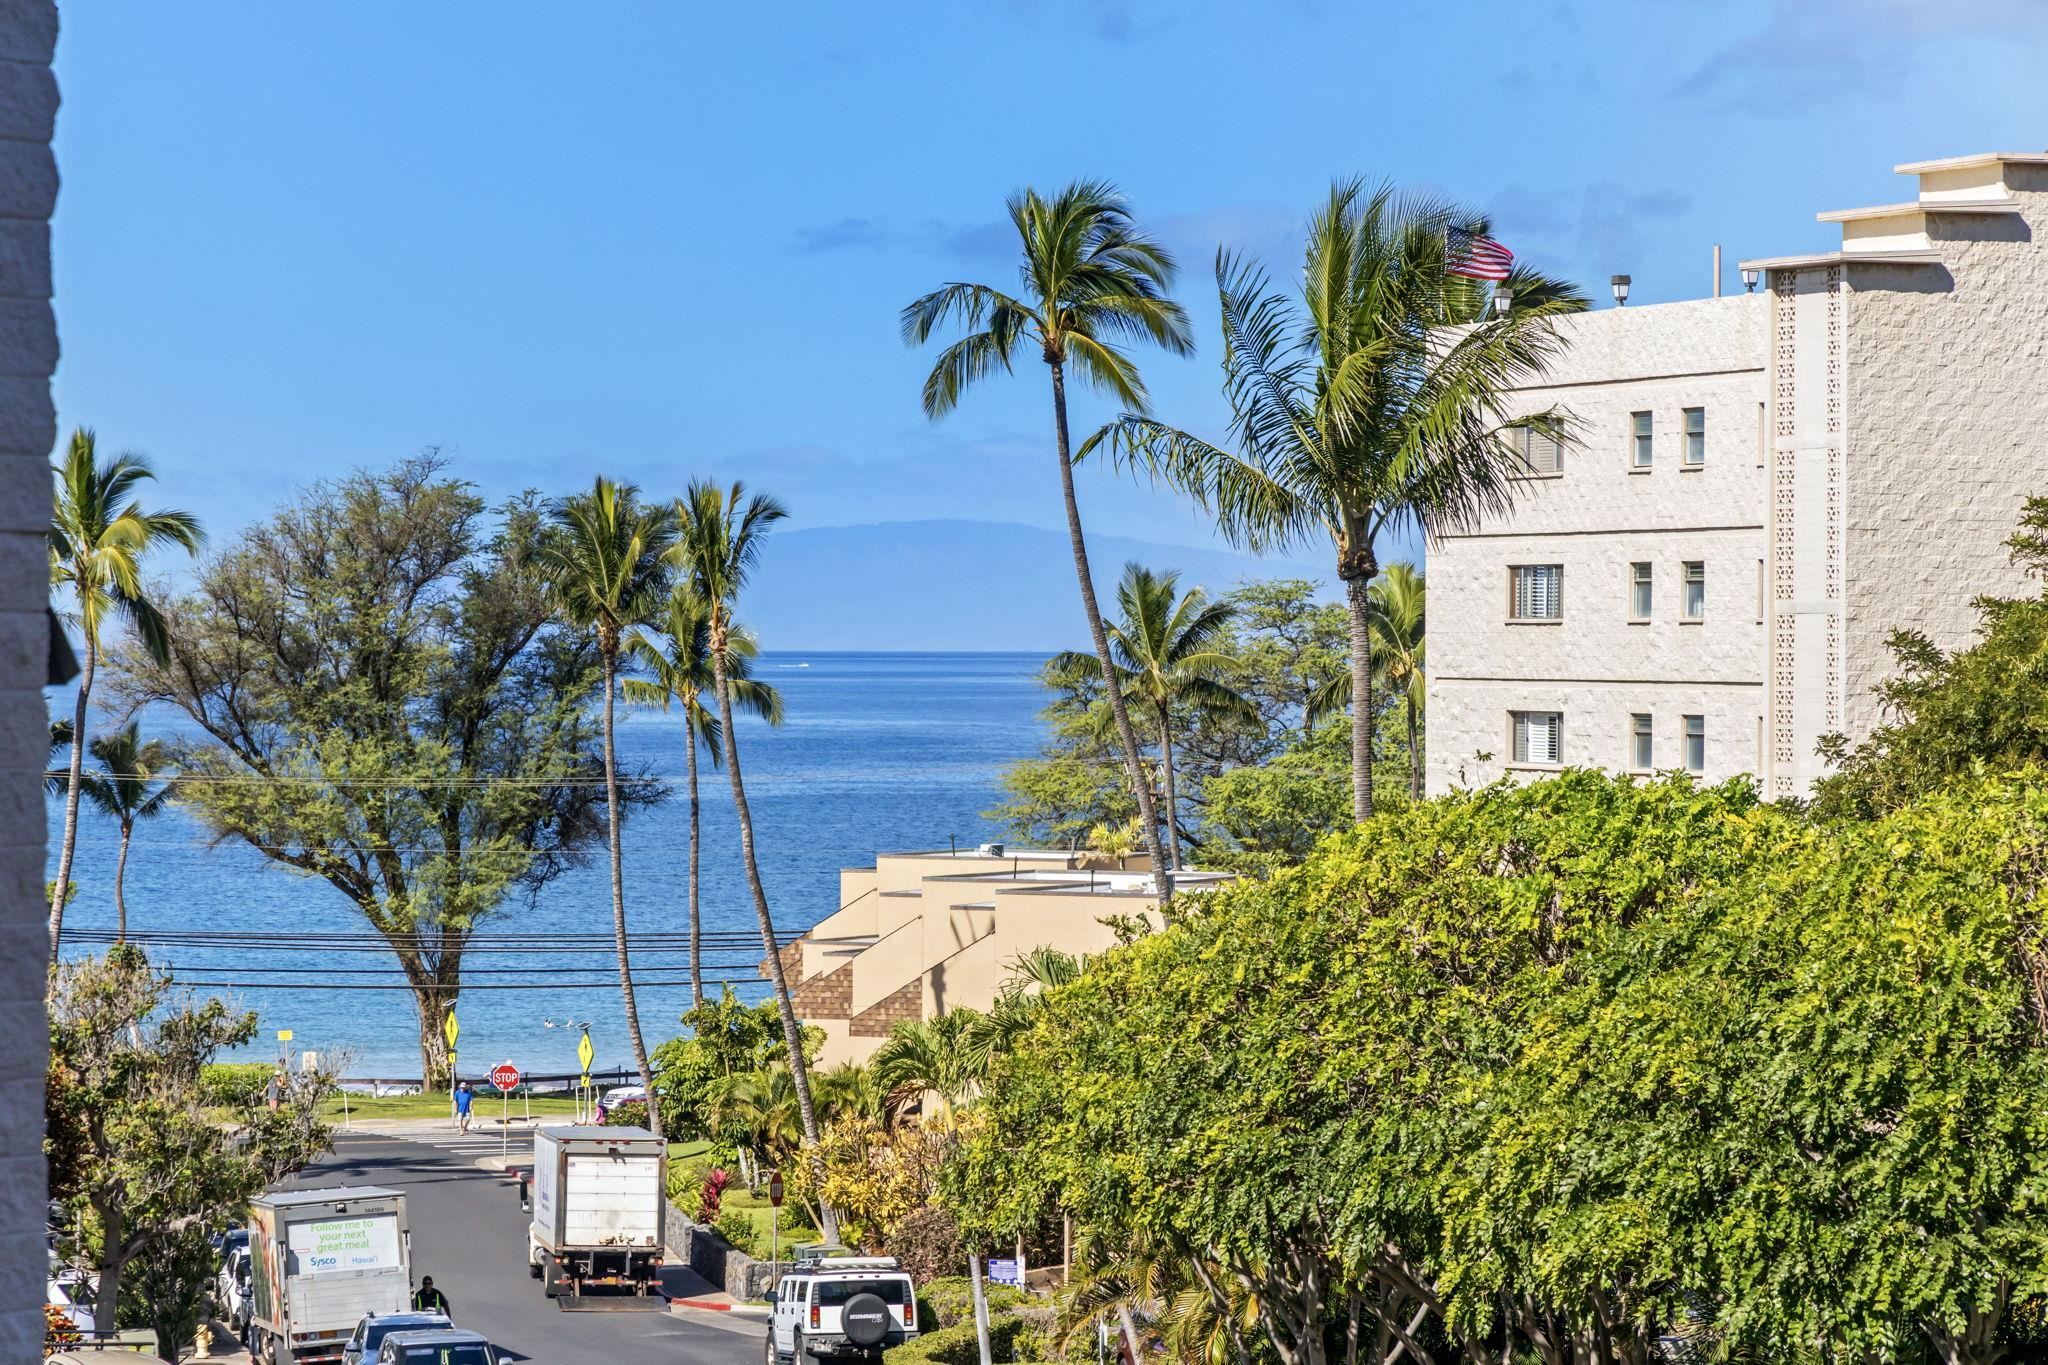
xmin=1610 ymin=274 xmax=1631 ymax=306
xmin=1742 ymin=266 xmax=1760 ymax=293
xmin=1492 ymin=286 xmax=1513 ymax=318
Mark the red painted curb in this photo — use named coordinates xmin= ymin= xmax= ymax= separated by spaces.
xmin=673 ymin=1298 xmax=735 ymax=1311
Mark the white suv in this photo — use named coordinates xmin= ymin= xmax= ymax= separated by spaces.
xmin=767 ymin=1256 xmax=919 ymax=1365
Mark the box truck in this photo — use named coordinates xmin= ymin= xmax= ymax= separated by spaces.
xmin=527 ymin=1126 xmax=666 ymax=1298
xmin=248 ymin=1186 xmax=411 ymax=1365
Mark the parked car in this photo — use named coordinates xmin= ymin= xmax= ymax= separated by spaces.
xmin=599 ymin=1084 xmax=648 ymax=1109
xmin=343 ymin=1313 xmax=452 ymax=1365
xmin=373 ymin=1328 xmax=496 ymax=1365
xmin=767 ymin=1255 xmax=919 ymax=1365
xmin=214 ymin=1244 xmax=252 ymax=1340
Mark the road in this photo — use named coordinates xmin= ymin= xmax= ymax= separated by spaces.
xmin=288 ymin=1133 xmax=762 ymax=1365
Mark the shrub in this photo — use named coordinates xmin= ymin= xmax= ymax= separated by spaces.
xmin=714 ymin=1208 xmax=764 ymax=1259
xmin=199 ymin=1062 xmax=272 ymax=1108
xmin=603 ymin=1098 xmax=649 ymax=1128
xmin=888 ymin=1206 xmax=962 ymax=1285
xmin=917 ymin=1275 xmax=1027 ymax=1331
xmin=887 ymin=1315 xmax=1042 ymax=1365
xmin=697 ymin=1168 xmax=731 ymax=1225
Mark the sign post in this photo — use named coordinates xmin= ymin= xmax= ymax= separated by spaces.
xmin=442 ymin=1010 xmax=460 ymax=1119
xmin=490 ymin=1062 xmax=521 ymax=1157
xmin=769 ymin=1171 xmax=783 ymax=1267
xmin=576 ymin=1031 xmax=594 ymax=1124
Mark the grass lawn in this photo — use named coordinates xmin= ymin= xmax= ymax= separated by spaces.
xmin=321 ymin=1092 xmax=583 ymax=1121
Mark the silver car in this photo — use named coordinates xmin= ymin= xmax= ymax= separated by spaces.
xmin=374 ymin=1328 xmax=497 ymax=1365
xmin=343 ymin=1313 xmax=453 ymax=1365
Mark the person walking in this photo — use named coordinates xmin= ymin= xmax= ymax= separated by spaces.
xmin=412 ymin=1276 xmax=451 ymax=1316
xmin=453 ymin=1081 xmax=473 ymax=1133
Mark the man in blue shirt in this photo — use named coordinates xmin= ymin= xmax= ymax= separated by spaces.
xmin=453 ymin=1081 xmax=473 ymax=1133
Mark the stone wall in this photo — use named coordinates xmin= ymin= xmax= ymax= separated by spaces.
xmin=664 ymin=1201 xmax=787 ymax=1301
xmin=0 ymin=3 xmax=56 ymax=1361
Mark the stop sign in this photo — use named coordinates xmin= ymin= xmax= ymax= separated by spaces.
xmin=489 ymin=1061 xmax=521 ymax=1093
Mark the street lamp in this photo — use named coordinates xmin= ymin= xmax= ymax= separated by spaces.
xmin=1742 ymin=265 xmax=1760 ymax=293
xmin=1610 ymin=274 xmax=1631 ymax=307
xmin=1492 ymin=285 xmax=1514 ymax=319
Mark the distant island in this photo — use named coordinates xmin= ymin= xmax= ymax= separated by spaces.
xmin=741 ymin=518 xmax=1335 ymax=650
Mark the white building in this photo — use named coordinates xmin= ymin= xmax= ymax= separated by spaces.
xmin=1428 ymin=151 xmax=2048 ymax=800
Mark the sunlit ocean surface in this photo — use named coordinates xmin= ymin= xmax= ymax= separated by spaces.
xmin=48 ymin=652 xmax=1047 ymax=1076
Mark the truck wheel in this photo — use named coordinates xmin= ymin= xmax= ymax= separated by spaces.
xmin=267 ymin=1332 xmax=289 ymax=1365
xmin=529 ymin=1258 xmax=543 ymax=1281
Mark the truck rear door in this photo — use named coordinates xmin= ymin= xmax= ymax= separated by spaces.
xmin=564 ymin=1153 xmax=661 ymax=1246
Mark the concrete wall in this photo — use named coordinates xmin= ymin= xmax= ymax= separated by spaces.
xmin=1841 ymin=176 xmax=2048 ymax=741
xmin=0 ymin=4 xmax=54 ymax=1361
xmin=1428 ymin=294 xmax=1768 ymax=794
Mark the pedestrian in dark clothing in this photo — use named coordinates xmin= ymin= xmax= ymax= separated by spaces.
xmin=412 ymin=1277 xmax=450 ymax=1315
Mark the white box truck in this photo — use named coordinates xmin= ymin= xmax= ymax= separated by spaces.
xmin=527 ymin=1126 xmax=667 ymax=1298
xmin=248 ymin=1186 xmax=411 ymax=1365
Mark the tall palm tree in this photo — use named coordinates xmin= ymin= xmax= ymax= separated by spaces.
xmin=1370 ymin=565 xmax=1426 ymax=801
xmin=77 ymin=722 xmax=173 ymax=942
xmin=623 ymin=587 xmax=783 ymax=1008
xmin=538 ymin=477 xmax=676 ymax=1134
xmin=48 ymin=428 xmax=202 ymax=963
xmin=671 ymin=478 xmax=838 ymax=1238
xmin=1087 ymin=181 xmax=1584 ymax=822
xmin=1055 ymin=564 xmax=1255 ymax=870
xmin=902 ymin=180 xmax=1194 ymax=891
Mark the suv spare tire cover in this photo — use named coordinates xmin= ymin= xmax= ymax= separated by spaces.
xmin=841 ymin=1293 xmax=891 ymax=1347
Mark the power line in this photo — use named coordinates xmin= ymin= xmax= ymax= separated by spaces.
xmin=165 ymin=974 xmax=769 ymax=992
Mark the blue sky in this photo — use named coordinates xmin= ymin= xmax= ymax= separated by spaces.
xmin=49 ymin=0 xmax=2048 ymax=570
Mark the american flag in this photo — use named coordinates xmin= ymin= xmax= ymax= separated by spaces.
xmin=1447 ymin=227 xmax=1514 ymax=281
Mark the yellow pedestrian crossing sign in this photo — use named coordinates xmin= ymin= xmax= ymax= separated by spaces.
xmin=443 ymin=1010 xmax=459 ymax=1049
xmin=576 ymin=1032 xmax=593 ymax=1073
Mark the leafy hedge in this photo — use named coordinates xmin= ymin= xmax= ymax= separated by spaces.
xmin=886 ymin=1315 xmax=1046 ymax=1365
xmin=916 ymin=1275 xmax=1028 ymax=1331
xmin=199 ymin=1062 xmax=272 ymax=1108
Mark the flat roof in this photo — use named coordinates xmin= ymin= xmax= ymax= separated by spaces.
xmin=1738 ymin=249 xmax=1943 ymax=271
xmin=1894 ymin=151 xmax=2048 ymax=174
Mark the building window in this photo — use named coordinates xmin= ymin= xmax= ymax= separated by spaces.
xmin=1683 ymin=407 xmax=1705 ymax=466
xmin=1682 ymin=561 xmax=1705 ymax=619
xmin=1512 ymin=711 xmax=1562 ymax=766
xmin=1631 ymin=411 xmax=1653 ymax=467
xmin=1630 ymin=562 xmax=1652 ymax=620
xmin=1631 ymin=713 xmax=1653 ymax=771
xmin=1683 ymin=714 xmax=1705 ymax=772
xmin=1510 ymin=564 xmax=1563 ymax=620
xmin=1511 ymin=423 xmax=1564 ymax=475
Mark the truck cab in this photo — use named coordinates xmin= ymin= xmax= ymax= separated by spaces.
xmin=768 ymin=1256 xmax=919 ymax=1365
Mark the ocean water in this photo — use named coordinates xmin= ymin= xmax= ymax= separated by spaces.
xmin=47 ymin=652 xmax=1048 ymax=1076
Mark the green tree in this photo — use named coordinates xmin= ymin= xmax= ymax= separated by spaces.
xmin=1218 ymin=578 xmax=1349 ymax=742
xmin=651 ymin=988 xmax=818 ymax=1139
xmin=47 ymin=948 xmax=330 ymax=1350
xmin=873 ymin=1010 xmax=986 ymax=1127
xmin=1055 ymin=564 xmax=1255 ymax=870
xmin=624 ymin=587 xmax=783 ymax=1007
xmin=48 ymin=427 xmax=202 ymax=962
xmin=1088 ymin=181 xmax=1583 ymax=822
xmin=1199 ymin=720 xmax=1352 ymax=873
xmin=904 ymin=180 xmax=1194 ymax=889
xmin=538 ymin=475 xmax=678 ymax=1134
xmin=987 ymin=655 xmax=1137 ymax=848
xmin=1812 ymin=494 xmax=2048 ymax=820
xmin=1316 ymin=564 xmax=1426 ymax=800
xmin=118 ymin=459 xmax=634 ymax=1083
xmin=76 ymin=721 xmax=172 ymax=943
xmin=673 ymin=478 xmax=837 ymax=1238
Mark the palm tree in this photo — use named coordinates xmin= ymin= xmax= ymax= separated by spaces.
xmin=623 ymin=587 xmax=783 ymax=1008
xmin=1370 ymin=565 xmax=1426 ymax=801
xmin=1087 ymin=181 xmax=1584 ymax=822
xmin=77 ymin=722 xmax=173 ymax=942
xmin=872 ymin=1010 xmax=985 ymax=1127
xmin=538 ymin=477 xmax=676 ymax=1134
xmin=1055 ymin=564 xmax=1255 ymax=870
xmin=48 ymin=428 xmax=202 ymax=963
xmin=671 ymin=478 xmax=838 ymax=1239
xmin=903 ymin=180 xmax=1193 ymax=891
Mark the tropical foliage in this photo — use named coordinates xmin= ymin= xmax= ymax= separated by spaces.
xmin=905 ymin=179 xmax=1193 ymax=887
xmin=1087 ymin=180 xmax=1583 ymax=823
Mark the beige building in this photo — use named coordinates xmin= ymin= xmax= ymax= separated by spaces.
xmin=773 ymin=845 xmax=1232 ymax=1068
xmin=1429 ymin=150 xmax=2048 ymax=800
